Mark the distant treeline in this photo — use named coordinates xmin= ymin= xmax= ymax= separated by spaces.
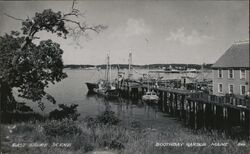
xmin=64 ymin=63 xmax=213 ymax=70
xmin=64 ymin=64 xmax=95 ymax=69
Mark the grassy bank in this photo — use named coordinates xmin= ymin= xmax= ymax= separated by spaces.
xmin=1 ymin=114 xmax=249 ymax=154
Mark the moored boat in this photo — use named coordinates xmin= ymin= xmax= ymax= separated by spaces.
xmin=142 ymin=91 xmax=159 ymax=103
xmin=86 ymin=82 xmax=98 ymax=92
xmin=141 ymin=64 xmax=159 ymax=103
xmin=85 ymin=53 xmax=119 ymax=98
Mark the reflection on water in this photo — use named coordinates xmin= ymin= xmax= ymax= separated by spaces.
xmin=91 ymin=95 xmax=161 ymax=129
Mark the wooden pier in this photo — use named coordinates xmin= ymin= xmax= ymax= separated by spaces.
xmin=118 ymin=81 xmax=250 ymax=140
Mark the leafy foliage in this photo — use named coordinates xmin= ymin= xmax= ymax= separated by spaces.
xmin=96 ymin=110 xmax=121 ymax=125
xmin=21 ymin=9 xmax=68 ymax=38
xmin=0 ymin=32 xmax=66 ymax=103
xmin=1 ymin=5 xmax=106 ymax=108
xmin=49 ymin=103 xmax=80 ymax=121
xmin=84 ymin=110 xmax=121 ymax=127
xmin=1 ymin=112 xmax=44 ymax=124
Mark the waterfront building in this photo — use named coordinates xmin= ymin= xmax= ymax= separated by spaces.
xmin=212 ymin=41 xmax=249 ymax=96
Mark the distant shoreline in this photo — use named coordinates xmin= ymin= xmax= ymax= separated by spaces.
xmin=64 ymin=63 xmax=213 ymax=70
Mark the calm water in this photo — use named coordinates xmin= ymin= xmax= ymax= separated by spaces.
xmin=21 ymin=69 xmax=211 ymax=130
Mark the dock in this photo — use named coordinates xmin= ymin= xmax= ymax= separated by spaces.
xmin=118 ymin=80 xmax=250 ymax=140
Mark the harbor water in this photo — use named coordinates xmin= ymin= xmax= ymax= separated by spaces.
xmin=20 ymin=68 xmax=212 ymax=130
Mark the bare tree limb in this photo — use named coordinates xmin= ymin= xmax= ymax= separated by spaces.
xmin=72 ymin=0 xmax=76 ymax=10
xmin=5 ymin=0 xmax=107 ymax=68
xmin=4 ymin=13 xmax=25 ymax=22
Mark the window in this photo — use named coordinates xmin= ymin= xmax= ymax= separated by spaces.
xmin=228 ymin=69 xmax=234 ymax=79
xmin=218 ymin=83 xmax=223 ymax=93
xmin=240 ymin=85 xmax=246 ymax=95
xmin=240 ymin=70 xmax=246 ymax=79
xmin=228 ymin=84 xmax=234 ymax=94
xmin=218 ymin=69 xmax=223 ymax=78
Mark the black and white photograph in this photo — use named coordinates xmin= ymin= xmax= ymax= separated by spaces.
xmin=0 ymin=0 xmax=249 ymax=154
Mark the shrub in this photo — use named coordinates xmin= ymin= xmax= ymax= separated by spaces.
xmin=96 ymin=110 xmax=120 ymax=125
xmin=130 ymin=120 xmax=143 ymax=130
xmin=1 ymin=111 xmax=44 ymax=124
xmin=43 ymin=119 xmax=82 ymax=137
xmin=84 ymin=116 xmax=98 ymax=129
xmin=49 ymin=104 xmax=80 ymax=121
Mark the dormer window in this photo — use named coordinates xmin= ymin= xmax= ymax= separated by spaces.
xmin=218 ymin=69 xmax=223 ymax=78
xmin=228 ymin=69 xmax=234 ymax=79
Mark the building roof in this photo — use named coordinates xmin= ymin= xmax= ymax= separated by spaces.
xmin=212 ymin=42 xmax=249 ymax=68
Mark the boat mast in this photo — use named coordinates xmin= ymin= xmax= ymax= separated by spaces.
xmin=106 ymin=53 xmax=109 ymax=82
xmin=128 ymin=52 xmax=132 ymax=80
xmin=147 ymin=64 xmax=150 ymax=92
xmin=109 ymin=53 xmax=111 ymax=84
xmin=145 ymin=38 xmax=149 ymax=92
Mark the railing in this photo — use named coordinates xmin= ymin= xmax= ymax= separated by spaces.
xmin=189 ymin=92 xmax=249 ymax=109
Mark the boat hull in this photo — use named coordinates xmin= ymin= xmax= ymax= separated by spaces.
xmin=86 ymin=82 xmax=98 ymax=92
xmin=94 ymin=88 xmax=119 ymax=99
xmin=142 ymin=95 xmax=159 ymax=104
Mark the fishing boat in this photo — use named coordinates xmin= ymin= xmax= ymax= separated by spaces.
xmin=94 ymin=79 xmax=119 ymax=98
xmin=86 ymin=82 xmax=98 ymax=92
xmin=141 ymin=65 xmax=159 ymax=103
xmin=85 ymin=53 xmax=119 ymax=98
xmin=142 ymin=91 xmax=159 ymax=103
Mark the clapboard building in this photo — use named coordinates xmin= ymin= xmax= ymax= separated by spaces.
xmin=212 ymin=41 xmax=249 ymax=96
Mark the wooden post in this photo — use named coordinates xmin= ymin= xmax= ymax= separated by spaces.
xmin=184 ymin=100 xmax=188 ymax=125
xmin=203 ymin=103 xmax=206 ymax=129
xmin=223 ymin=107 xmax=228 ymax=134
xmin=174 ymin=93 xmax=178 ymax=117
xmin=196 ymin=102 xmax=203 ymax=130
xmin=180 ymin=95 xmax=184 ymax=120
xmin=194 ymin=101 xmax=197 ymax=130
xmin=216 ymin=105 xmax=223 ymax=131
xmin=169 ymin=93 xmax=173 ymax=115
xmin=162 ymin=91 xmax=165 ymax=112
xmin=189 ymin=101 xmax=194 ymax=129
xmin=213 ymin=105 xmax=216 ymax=129
xmin=245 ymin=110 xmax=250 ymax=139
xmin=165 ymin=92 xmax=169 ymax=113
xmin=186 ymin=100 xmax=191 ymax=127
xmin=205 ymin=103 xmax=212 ymax=130
xmin=175 ymin=93 xmax=178 ymax=117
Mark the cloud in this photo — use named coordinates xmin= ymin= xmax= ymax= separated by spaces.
xmin=125 ymin=18 xmax=151 ymax=37
xmin=166 ymin=28 xmax=213 ymax=46
xmin=109 ymin=18 xmax=151 ymax=39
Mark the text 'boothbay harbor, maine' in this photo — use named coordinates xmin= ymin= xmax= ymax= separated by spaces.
xmin=0 ymin=1 xmax=249 ymax=154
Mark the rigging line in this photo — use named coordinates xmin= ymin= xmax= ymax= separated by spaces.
xmin=131 ymin=66 xmax=144 ymax=75
xmin=89 ymin=67 xmax=97 ymax=81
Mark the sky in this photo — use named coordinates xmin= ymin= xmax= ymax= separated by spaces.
xmin=0 ymin=0 xmax=249 ymax=65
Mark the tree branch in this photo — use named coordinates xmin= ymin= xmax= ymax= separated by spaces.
xmin=62 ymin=18 xmax=106 ymax=33
xmin=4 ymin=13 xmax=25 ymax=22
xmin=72 ymin=0 xmax=76 ymax=10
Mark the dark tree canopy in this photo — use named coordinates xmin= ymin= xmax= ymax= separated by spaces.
xmin=0 ymin=1 xmax=106 ymax=111
xmin=0 ymin=31 xmax=66 ymax=104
